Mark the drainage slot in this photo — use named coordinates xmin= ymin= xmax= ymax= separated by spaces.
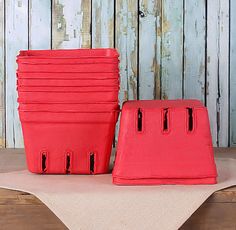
xmin=90 ymin=153 xmax=95 ymax=174
xmin=187 ymin=108 xmax=193 ymax=132
xmin=42 ymin=153 xmax=47 ymax=173
xmin=137 ymin=108 xmax=143 ymax=132
xmin=66 ymin=154 xmax=71 ymax=174
xmin=163 ymin=108 xmax=169 ymax=132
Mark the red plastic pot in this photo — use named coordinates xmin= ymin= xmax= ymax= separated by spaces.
xmin=17 ymin=78 xmax=119 ymax=87
xmin=112 ymin=99 xmax=217 ymax=185
xmin=17 ymin=63 xmax=119 ymax=73
xmin=18 ymin=91 xmax=119 ymax=103
xmin=21 ymin=120 xmax=117 ymax=174
xmin=17 ymin=85 xmax=119 ymax=92
xmin=17 ymin=58 xmax=119 ymax=64
xmin=18 ymin=48 xmax=119 ymax=58
xmin=16 ymin=72 xmax=119 ymax=80
xmin=19 ymin=103 xmax=119 ymax=112
xmin=19 ymin=110 xmax=119 ymax=123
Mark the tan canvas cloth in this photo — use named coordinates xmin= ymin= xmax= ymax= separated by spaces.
xmin=0 ymin=157 xmax=236 ymax=230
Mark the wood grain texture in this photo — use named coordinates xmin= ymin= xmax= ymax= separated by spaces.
xmin=52 ymin=0 xmax=91 ymax=49
xmin=5 ymin=0 xmax=28 ymax=148
xmin=0 ymin=0 xmax=5 ymax=148
xmin=29 ymin=0 xmax=51 ymax=49
xmin=180 ymin=202 xmax=236 ymax=230
xmin=183 ymin=0 xmax=206 ymax=102
xmin=207 ymin=0 xmax=229 ymax=147
xmin=116 ymin=0 xmax=138 ymax=102
xmin=0 ymin=188 xmax=68 ymax=230
xmin=161 ymin=0 xmax=183 ymax=100
xmin=139 ymin=0 xmax=161 ymax=100
xmin=230 ymin=0 xmax=236 ymax=146
xmin=218 ymin=0 xmax=229 ymax=147
xmin=206 ymin=0 xmax=220 ymax=147
xmin=92 ymin=0 xmax=114 ymax=48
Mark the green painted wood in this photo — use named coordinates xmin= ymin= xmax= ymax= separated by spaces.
xmin=161 ymin=0 xmax=183 ymax=100
xmin=184 ymin=0 xmax=205 ymax=103
xmin=230 ymin=0 xmax=236 ymax=146
xmin=139 ymin=0 xmax=161 ymax=100
xmin=5 ymin=0 xmax=28 ymax=147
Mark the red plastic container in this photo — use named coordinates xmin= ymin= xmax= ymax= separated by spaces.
xmin=17 ymin=58 xmax=119 ymax=64
xmin=17 ymin=78 xmax=119 ymax=87
xmin=19 ymin=110 xmax=119 ymax=123
xmin=17 ymin=85 xmax=119 ymax=92
xmin=17 ymin=63 xmax=119 ymax=73
xmin=16 ymin=72 xmax=119 ymax=80
xmin=17 ymin=48 xmax=120 ymax=175
xmin=18 ymin=91 xmax=118 ymax=103
xmin=18 ymin=48 xmax=119 ymax=58
xmin=20 ymin=120 xmax=117 ymax=174
xmin=112 ymin=99 xmax=217 ymax=185
xmin=19 ymin=103 xmax=119 ymax=112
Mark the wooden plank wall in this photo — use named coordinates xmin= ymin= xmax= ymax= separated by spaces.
xmin=0 ymin=0 xmax=235 ymax=147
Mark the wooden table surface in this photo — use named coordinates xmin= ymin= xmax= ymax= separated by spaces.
xmin=0 ymin=148 xmax=236 ymax=230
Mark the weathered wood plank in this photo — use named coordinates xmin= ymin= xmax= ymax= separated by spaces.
xmin=52 ymin=0 xmax=91 ymax=49
xmin=139 ymin=0 xmax=161 ymax=99
xmin=183 ymin=0 xmax=205 ymax=102
xmin=29 ymin=0 xmax=51 ymax=49
xmin=218 ymin=0 xmax=229 ymax=147
xmin=180 ymin=202 xmax=236 ymax=230
xmin=207 ymin=0 xmax=229 ymax=147
xmin=161 ymin=0 xmax=183 ymax=99
xmin=0 ymin=0 xmax=5 ymax=148
xmin=230 ymin=0 xmax=236 ymax=146
xmin=206 ymin=0 xmax=220 ymax=147
xmin=5 ymin=0 xmax=28 ymax=148
xmin=92 ymin=0 xmax=114 ymax=48
xmin=116 ymin=0 xmax=138 ymax=103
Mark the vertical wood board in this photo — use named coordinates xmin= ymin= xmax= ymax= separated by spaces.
xmin=206 ymin=0 xmax=220 ymax=146
xmin=230 ymin=0 xmax=236 ymax=146
xmin=161 ymin=0 xmax=183 ymax=99
xmin=6 ymin=0 xmax=28 ymax=147
xmin=92 ymin=0 xmax=114 ymax=48
xmin=0 ymin=0 xmax=5 ymax=147
xmin=52 ymin=0 xmax=91 ymax=49
xmin=29 ymin=0 xmax=51 ymax=49
xmin=116 ymin=0 xmax=138 ymax=102
xmin=184 ymin=0 xmax=206 ymax=102
xmin=218 ymin=0 xmax=229 ymax=147
xmin=139 ymin=0 xmax=161 ymax=100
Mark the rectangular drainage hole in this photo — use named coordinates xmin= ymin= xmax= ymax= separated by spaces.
xmin=187 ymin=108 xmax=193 ymax=131
xmin=163 ymin=108 xmax=168 ymax=132
xmin=66 ymin=154 xmax=71 ymax=174
xmin=137 ymin=108 xmax=143 ymax=132
xmin=90 ymin=153 xmax=95 ymax=174
xmin=42 ymin=153 xmax=47 ymax=173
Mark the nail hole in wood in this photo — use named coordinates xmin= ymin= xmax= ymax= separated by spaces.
xmin=137 ymin=108 xmax=143 ymax=132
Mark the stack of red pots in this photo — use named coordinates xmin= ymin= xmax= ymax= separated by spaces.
xmin=16 ymin=49 xmax=120 ymax=174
